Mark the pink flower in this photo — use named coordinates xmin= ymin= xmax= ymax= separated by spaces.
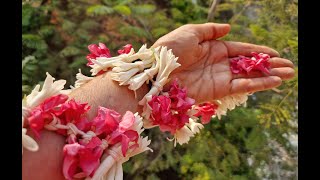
xmin=27 ymin=94 xmax=68 ymax=137
xmin=251 ymin=52 xmax=271 ymax=74
xmin=55 ymin=99 xmax=90 ymax=123
xmin=148 ymin=95 xmax=172 ymax=128
xmin=117 ymin=44 xmax=132 ymax=54
xmin=230 ymin=52 xmax=271 ymax=74
xmin=63 ymin=137 xmax=103 ymax=179
xmin=54 ymin=99 xmax=90 ymax=136
xmin=91 ymin=106 xmax=121 ymax=138
xmin=148 ymin=80 xmax=195 ymax=134
xmin=168 ymin=79 xmax=195 ymax=113
xmin=27 ymin=95 xmax=91 ymax=137
xmin=63 ymin=143 xmax=84 ymax=180
xmin=86 ymin=43 xmax=111 ymax=66
xmin=107 ymin=111 xmax=139 ymax=157
xmin=194 ymin=102 xmax=218 ymax=124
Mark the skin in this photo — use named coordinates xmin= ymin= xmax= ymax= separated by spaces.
xmin=22 ymin=23 xmax=295 ymax=180
xmin=153 ymin=23 xmax=294 ymax=102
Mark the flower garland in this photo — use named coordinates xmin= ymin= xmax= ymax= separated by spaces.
xmin=22 ymin=42 xmax=271 ymax=180
xmin=84 ymin=43 xmax=271 ymax=146
xmin=22 ymin=73 xmax=152 ymax=180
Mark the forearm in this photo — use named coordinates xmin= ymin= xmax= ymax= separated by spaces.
xmin=22 ymin=72 xmax=149 ymax=180
xmin=69 ymin=71 xmax=149 ymax=118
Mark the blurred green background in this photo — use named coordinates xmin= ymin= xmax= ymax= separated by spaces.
xmin=22 ymin=0 xmax=298 ymax=179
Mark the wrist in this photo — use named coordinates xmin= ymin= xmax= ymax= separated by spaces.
xmin=69 ymin=71 xmax=149 ymax=119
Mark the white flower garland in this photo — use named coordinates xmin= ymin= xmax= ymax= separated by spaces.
xmin=22 ymin=72 xmax=67 ymax=154
xmin=91 ymin=113 xmax=153 ymax=180
xmin=214 ymin=93 xmax=249 ymax=119
xmin=22 ymin=73 xmax=153 ymax=180
xmin=88 ymin=44 xmax=250 ymax=146
xmin=22 ymin=43 xmax=253 ymax=180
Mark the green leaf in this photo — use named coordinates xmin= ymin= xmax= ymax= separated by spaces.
xmin=115 ymin=0 xmax=133 ymax=5
xmin=22 ymin=34 xmax=48 ymax=50
xmin=59 ymin=46 xmax=81 ymax=57
xmin=217 ymin=3 xmax=234 ymax=12
xmin=61 ymin=20 xmax=76 ymax=33
xmin=22 ymin=4 xmax=33 ymax=27
xmin=113 ymin=5 xmax=131 ymax=16
xmin=86 ymin=5 xmax=114 ymax=16
xmin=38 ymin=26 xmax=55 ymax=38
xmin=151 ymin=27 xmax=169 ymax=38
xmin=131 ymin=4 xmax=156 ymax=15
xmin=249 ymin=24 xmax=269 ymax=41
xmin=119 ymin=25 xmax=148 ymax=38
xmin=69 ymin=57 xmax=86 ymax=69
xmin=80 ymin=20 xmax=100 ymax=31
xmin=171 ymin=8 xmax=184 ymax=21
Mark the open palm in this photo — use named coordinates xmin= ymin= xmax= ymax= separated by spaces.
xmin=153 ymin=23 xmax=294 ymax=103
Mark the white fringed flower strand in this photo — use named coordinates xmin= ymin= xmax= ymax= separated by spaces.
xmin=22 ymin=72 xmax=67 ymax=154
xmin=214 ymin=93 xmax=249 ymax=119
xmin=71 ymin=69 xmax=94 ymax=89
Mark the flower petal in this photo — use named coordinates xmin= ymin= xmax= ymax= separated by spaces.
xmin=119 ymin=111 xmax=135 ymax=132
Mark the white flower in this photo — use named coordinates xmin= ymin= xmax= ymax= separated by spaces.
xmin=173 ymin=118 xmax=204 ymax=147
xmin=127 ymin=61 xmax=159 ymax=91
xmin=187 ymin=118 xmax=204 ymax=134
xmin=174 ymin=126 xmax=194 ymax=146
xmin=22 ymin=127 xmax=38 ymax=154
xmin=214 ymin=93 xmax=249 ymax=119
xmin=129 ymin=113 xmax=145 ymax=135
xmin=25 ymin=72 xmax=66 ymax=109
xmin=22 ymin=117 xmax=38 ymax=154
xmin=72 ymin=69 xmax=94 ymax=89
xmin=92 ymin=137 xmax=152 ymax=180
xmin=91 ymin=113 xmax=152 ymax=180
xmin=22 ymin=73 xmax=67 ymax=154
xmin=110 ymin=68 xmax=141 ymax=86
xmin=90 ymin=45 xmax=157 ymax=76
xmin=139 ymin=46 xmax=181 ymax=105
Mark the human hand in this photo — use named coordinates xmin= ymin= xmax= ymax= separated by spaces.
xmin=152 ymin=23 xmax=295 ymax=103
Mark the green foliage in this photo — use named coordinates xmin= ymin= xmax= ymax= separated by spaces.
xmin=86 ymin=5 xmax=114 ymax=16
xmin=113 ymin=5 xmax=131 ymax=15
xmin=22 ymin=34 xmax=47 ymax=50
xmin=22 ymin=0 xmax=297 ymax=179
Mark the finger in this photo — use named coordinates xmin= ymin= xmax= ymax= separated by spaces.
xmin=223 ymin=41 xmax=280 ymax=57
xmin=184 ymin=23 xmax=231 ymax=42
xmin=269 ymin=67 xmax=295 ymax=80
xmin=233 ymin=67 xmax=295 ymax=80
xmin=230 ymin=76 xmax=282 ymax=94
xmin=269 ymin=57 xmax=294 ymax=68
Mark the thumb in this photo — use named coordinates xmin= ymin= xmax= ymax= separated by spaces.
xmin=188 ymin=23 xmax=231 ymax=42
